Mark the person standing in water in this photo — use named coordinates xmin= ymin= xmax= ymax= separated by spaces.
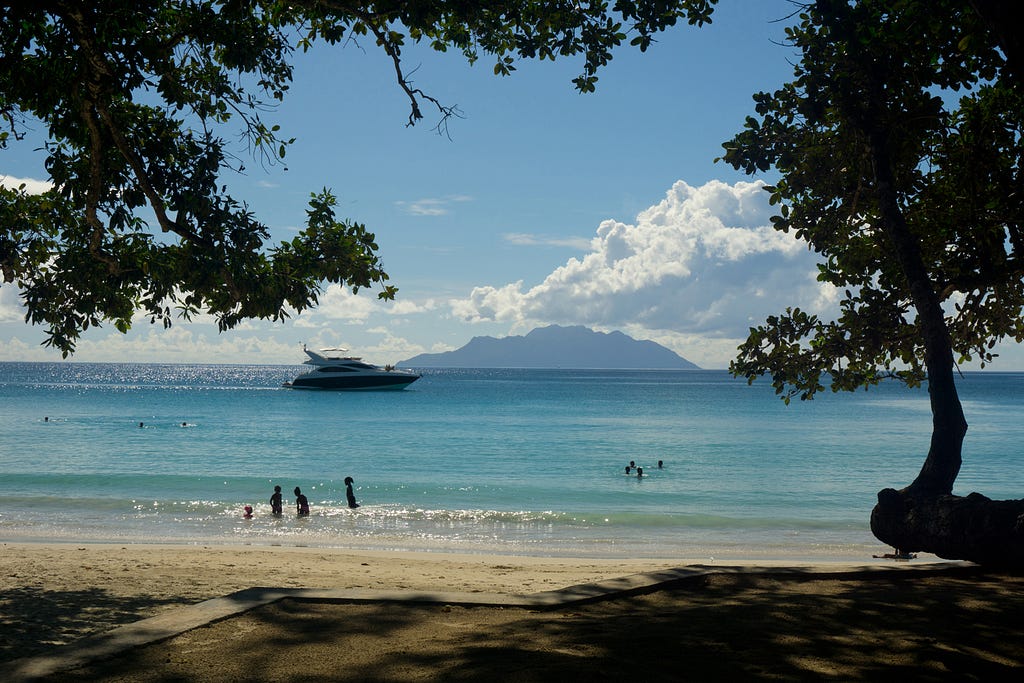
xmin=269 ymin=485 xmax=283 ymax=515
xmin=345 ymin=476 xmax=360 ymax=509
xmin=294 ymin=486 xmax=310 ymax=516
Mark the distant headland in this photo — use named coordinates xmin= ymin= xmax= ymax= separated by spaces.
xmin=401 ymin=325 xmax=699 ymax=369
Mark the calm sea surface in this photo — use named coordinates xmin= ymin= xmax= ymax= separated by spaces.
xmin=2 ymin=363 xmax=1022 ymax=561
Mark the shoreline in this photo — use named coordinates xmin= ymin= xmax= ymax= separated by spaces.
xmin=0 ymin=521 xmax=898 ymax=563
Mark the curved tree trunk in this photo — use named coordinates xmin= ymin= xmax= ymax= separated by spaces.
xmin=867 ymin=127 xmax=966 ymax=496
xmin=861 ymin=126 xmax=1024 ymax=566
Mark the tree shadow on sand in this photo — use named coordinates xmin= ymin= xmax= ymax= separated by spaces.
xmin=0 ymin=586 xmax=182 ymax=664
xmin=38 ymin=570 xmax=1024 ymax=682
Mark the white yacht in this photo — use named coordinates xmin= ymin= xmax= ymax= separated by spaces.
xmin=284 ymin=346 xmax=420 ymax=391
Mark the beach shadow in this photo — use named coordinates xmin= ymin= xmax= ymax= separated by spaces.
xmin=0 ymin=586 xmax=182 ymax=665
xmin=30 ymin=570 xmax=1024 ymax=682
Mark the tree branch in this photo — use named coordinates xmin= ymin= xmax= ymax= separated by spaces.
xmin=63 ymin=4 xmax=212 ymax=248
xmin=364 ymin=20 xmax=463 ymax=131
xmin=64 ymin=4 xmax=120 ymax=272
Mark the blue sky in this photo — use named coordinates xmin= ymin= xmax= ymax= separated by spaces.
xmin=3 ymin=1 xmax=1022 ymax=370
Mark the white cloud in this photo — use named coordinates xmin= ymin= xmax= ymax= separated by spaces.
xmin=303 ymin=284 xmax=378 ymax=322
xmin=0 ymin=174 xmax=52 ymax=194
xmin=0 ymin=327 xmax=299 ymax=364
xmin=291 ymin=286 xmax=439 ymax=328
xmin=395 ymin=195 xmax=471 ymax=216
xmin=0 ymin=286 xmax=24 ymax=323
xmin=359 ymin=328 xmax=428 ymax=361
xmin=386 ymin=298 xmax=439 ymax=315
xmin=451 ymin=179 xmax=834 ymax=343
xmin=502 ymin=233 xmax=593 ymax=250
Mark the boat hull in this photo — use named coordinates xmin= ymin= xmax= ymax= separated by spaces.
xmin=286 ymin=373 xmax=419 ymax=391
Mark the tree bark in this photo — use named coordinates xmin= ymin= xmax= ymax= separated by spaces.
xmin=872 ymin=490 xmax=1024 ymax=567
xmin=866 ymin=127 xmax=967 ymax=497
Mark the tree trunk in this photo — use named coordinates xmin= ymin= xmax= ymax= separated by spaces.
xmin=871 ymin=490 xmax=1024 ymax=567
xmin=866 ymin=127 xmax=966 ymax=496
xmin=860 ymin=126 xmax=1019 ymax=563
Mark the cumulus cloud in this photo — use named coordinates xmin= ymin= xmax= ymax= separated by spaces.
xmin=386 ymin=298 xmax=440 ymax=315
xmin=0 ymin=174 xmax=52 ymax=194
xmin=292 ymin=285 xmax=440 ymax=329
xmin=302 ymin=285 xmax=379 ymax=323
xmin=451 ymin=179 xmax=834 ymax=340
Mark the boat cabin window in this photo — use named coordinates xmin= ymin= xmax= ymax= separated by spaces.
xmin=318 ymin=366 xmax=357 ymax=373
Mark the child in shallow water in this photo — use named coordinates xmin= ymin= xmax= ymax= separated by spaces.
xmin=269 ymin=485 xmax=283 ymax=515
xmin=294 ymin=486 xmax=310 ymax=516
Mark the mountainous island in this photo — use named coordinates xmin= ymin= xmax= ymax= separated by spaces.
xmin=401 ymin=325 xmax=699 ymax=369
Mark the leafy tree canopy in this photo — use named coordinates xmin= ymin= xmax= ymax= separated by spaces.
xmin=0 ymin=0 xmax=716 ymax=355
xmin=720 ymin=0 xmax=1024 ymax=404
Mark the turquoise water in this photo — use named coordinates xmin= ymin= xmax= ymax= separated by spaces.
xmin=1 ymin=363 xmax=1021 ymax=560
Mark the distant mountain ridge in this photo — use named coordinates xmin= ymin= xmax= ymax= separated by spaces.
xmin=401 ymin=325 xmax=699 ymax=369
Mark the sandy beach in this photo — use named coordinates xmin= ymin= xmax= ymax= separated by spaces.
xmin=4 ymin=542 xmax=1024 ymax=681
xmin=1 ymin=543 xmax=674 ymax=661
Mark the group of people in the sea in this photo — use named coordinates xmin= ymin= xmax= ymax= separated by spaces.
xmin=135 ymin=421 xmax=192 ymax=428
xmin=624 ymin=459 xmax=664 ymax=477
xmin=250 ymin=478 xmax=360 ymax=518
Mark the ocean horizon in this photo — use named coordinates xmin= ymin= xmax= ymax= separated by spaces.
xmin=2 ymin=362 xmax=1021 ymax=561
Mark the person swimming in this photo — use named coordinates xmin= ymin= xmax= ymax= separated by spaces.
xmin=637 ymin=467 xmax=644 ymax=478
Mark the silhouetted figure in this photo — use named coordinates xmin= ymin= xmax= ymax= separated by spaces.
xmin=270 ymin=485 xmax=283 ymax=515
xmin=294 ymin=486 xmax=310 ymax=516
xmin=637 ymin=467 xmax=644 ymax=478
xmin=658 ymin=460 xmax=664 ymax=469
xmin=345 ymin=476 xmax=360 ymax=509
xmin=625 ymin=465 xmax=632 ymax=474
xmin=138 ymin=421 xmax=144 ymax=428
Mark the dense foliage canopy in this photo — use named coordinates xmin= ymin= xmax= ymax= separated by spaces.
xmin=0 ymin=0 xmax=716 ymax=355
xmin=721 ymin=0 xmax=1024 ymax=404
